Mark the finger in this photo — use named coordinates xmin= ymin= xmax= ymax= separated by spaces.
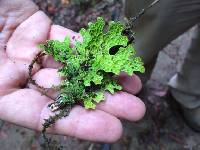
xmin=96 ymin=92 xmax=146 ymax=121
xmin=42 ymin=55 xmax=62 ymax=69
xmin=29 ymin=69 xmax=146 ymax=121
xmin=28 ymin=68 xmax=61 ymax=98
xmin=99 ymin=73 xmax=145 ymax=121
xmin=6 ymin=11 xmax=51 ymax=75
xmin=42 ymin=25 xmax=81 ymax=68
xmin=0 ymin=59 xmax=26 ymax=96
xmin=0 ymin=89 xmax=122 ymax=142
xmin=118 ymin=72 xmax=142 ymax=95
xmin=29 ymin=69 xmax=143 ymax=96
xmin=49 ymin=25 xmax=81 ymax=42
xmin=0 ymin=51 xmax=7 ymax=65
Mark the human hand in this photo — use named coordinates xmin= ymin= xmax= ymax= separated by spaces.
xmin=0 ymin=1 xmax=146 ymax=143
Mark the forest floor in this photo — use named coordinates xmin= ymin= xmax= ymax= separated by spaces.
xmin=0 ymin=0 xmax=200 ymax=150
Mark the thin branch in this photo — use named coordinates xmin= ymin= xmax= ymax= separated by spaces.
xmin=28 ymin=52 xmax=55 ymax=100
xmin=129 ymin=0 xmax=160 ymax=27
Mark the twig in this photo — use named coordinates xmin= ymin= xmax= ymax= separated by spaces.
xmin=129 ymin=0 xmax=160 ymax=28
xmin=42 ymin=106 xmax=72 ymax=150
xmin=28 ymin=52 xmax=55 ymax=101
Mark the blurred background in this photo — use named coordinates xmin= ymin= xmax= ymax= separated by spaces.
xmin=0 ymin=0 xmax=200 ymax=149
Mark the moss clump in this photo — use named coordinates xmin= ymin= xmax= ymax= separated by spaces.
xmin=39 ymin=17 xmax=145 ymax=110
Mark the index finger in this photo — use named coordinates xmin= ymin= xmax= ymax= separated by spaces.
xmin=6 ymin=11 xmax=51 ymax=76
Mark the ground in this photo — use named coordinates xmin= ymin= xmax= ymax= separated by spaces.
xmin=0 ymin=0 xmax=200 ymax=150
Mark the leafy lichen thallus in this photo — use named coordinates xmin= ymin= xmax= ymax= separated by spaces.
xmin=45 ymin=0 xmax=160 ymax=113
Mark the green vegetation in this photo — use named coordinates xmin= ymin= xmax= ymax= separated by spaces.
xmin=39 ymin=17 xmax=145 ymax=109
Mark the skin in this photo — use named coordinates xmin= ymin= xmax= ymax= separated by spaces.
xmin=0 ymin=0 xmax=146 ymax=143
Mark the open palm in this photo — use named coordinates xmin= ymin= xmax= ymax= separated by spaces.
xmin=0 ymin=3 xmax=145 ymax=143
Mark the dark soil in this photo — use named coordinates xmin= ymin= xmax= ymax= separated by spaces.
xmin=0 ymin=0 xmax=199 ymax=150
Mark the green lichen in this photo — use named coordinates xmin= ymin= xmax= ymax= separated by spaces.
xmin=39 ymin=17 xmax=145 ymax=109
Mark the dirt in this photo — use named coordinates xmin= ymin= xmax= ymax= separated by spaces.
xmin=0 ymin=0 xmax=200 ymax=150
